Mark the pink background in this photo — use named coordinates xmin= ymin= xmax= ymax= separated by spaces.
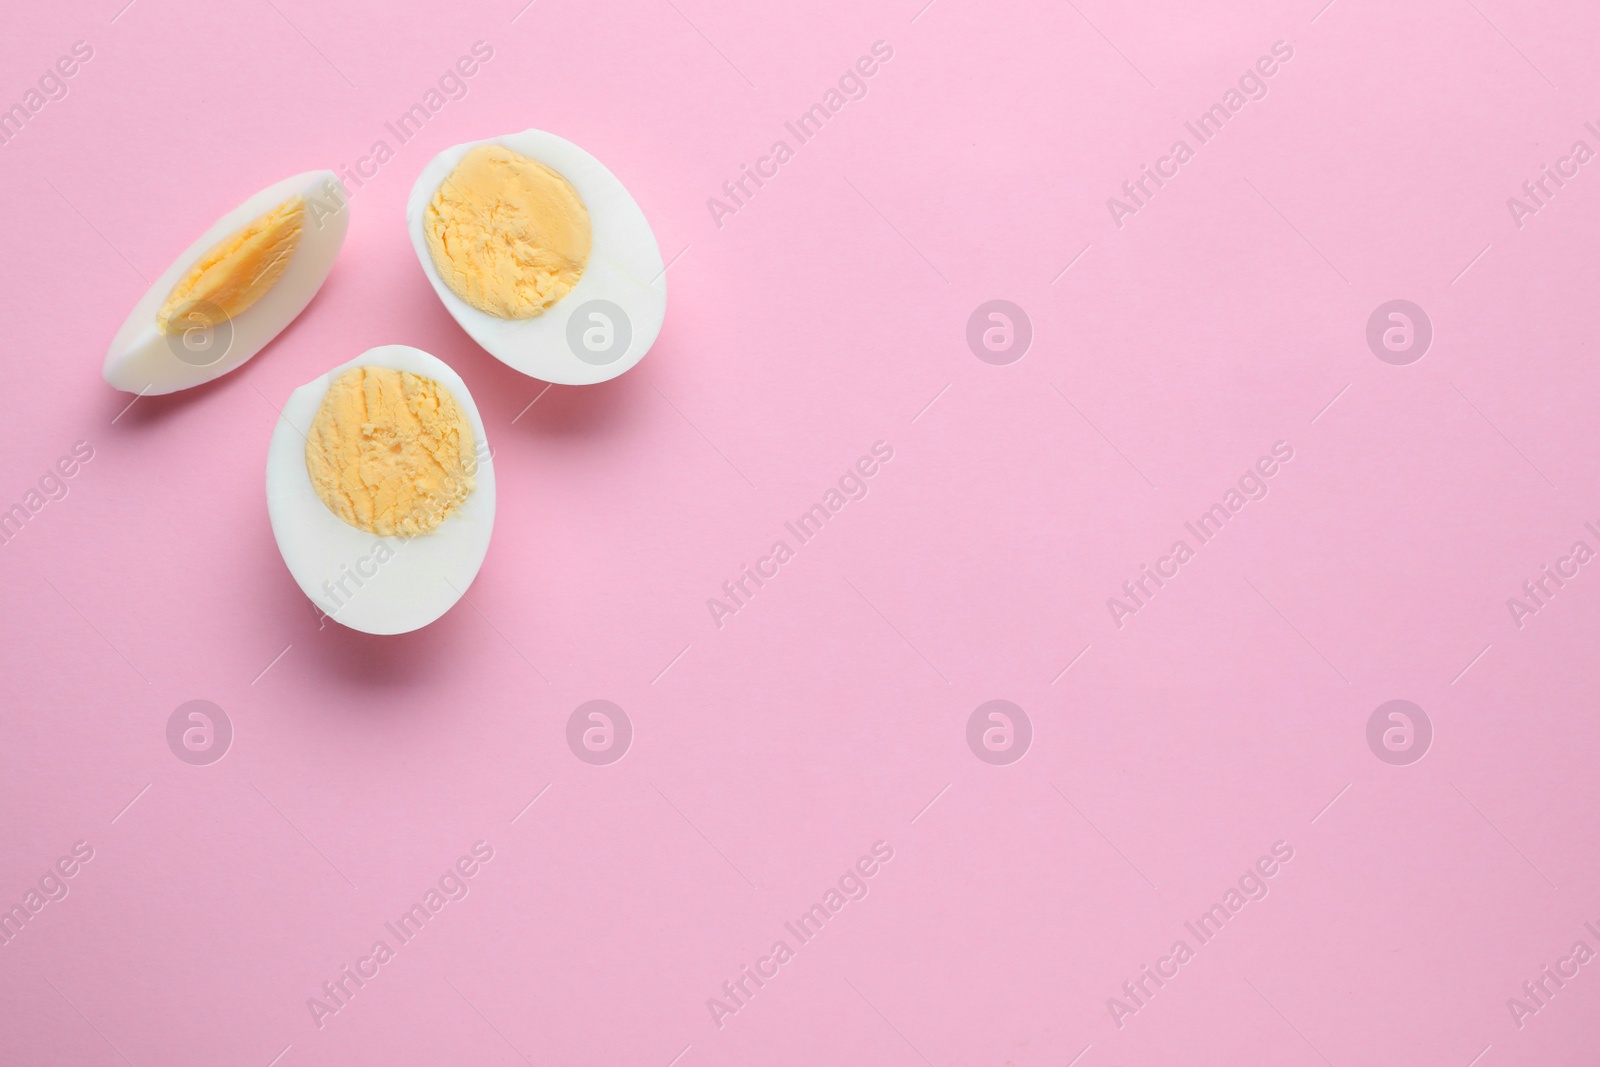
xmin=4 ymin=0 xmax=1600 ymax=1063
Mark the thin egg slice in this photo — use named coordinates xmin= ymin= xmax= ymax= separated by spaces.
xmin=406 ymin=130 xmax=666 ymax=385
xmin=105 ymin=171 xmax=349 ymax=395
xmin=266 ymin=345 xmax=495 ymax=635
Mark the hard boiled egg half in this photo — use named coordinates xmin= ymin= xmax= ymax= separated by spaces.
xmin=406 ymin=130 xmax=666 ymax=385
xmin=105 ymin=171 xmax=348 ymax=395
xmin=266 ymin=345 xmax=495 ymax=635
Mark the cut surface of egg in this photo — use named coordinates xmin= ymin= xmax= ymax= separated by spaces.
xmin=105 ymin=171 xmax=348 ymax=395
xmin=406 ymin=130 xmax=666 ymax=385
xmin=266 ymin=345 xmax=495 ymax=635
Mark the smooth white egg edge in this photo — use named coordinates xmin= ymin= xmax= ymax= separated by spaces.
xmin=266 ymin=345 xmax=496 ymax=635
xmin=405 ymin=130 xmax=667 ymax=386
xmin=106 ymin=170 xmax=349 ymax=395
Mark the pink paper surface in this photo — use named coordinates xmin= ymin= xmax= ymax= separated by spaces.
xmin=4 ymin=0 xmax=1600 ymax=1063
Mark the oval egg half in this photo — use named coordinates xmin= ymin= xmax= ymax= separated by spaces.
xmin=105 ymin=170 xmax=349 ymax=395
xmin=406 ymin=130 xmax=666 ymax=385
xmin=266 ymin=345 xmax=495 ymax=635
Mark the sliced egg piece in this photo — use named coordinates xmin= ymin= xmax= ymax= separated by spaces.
xmin=105 ymin=171 xmax=349 ymax=395
xmin=266 ymin=345 xmax=495 ymax=635
xmin=406 ymin=130 xmax=666 ymax=385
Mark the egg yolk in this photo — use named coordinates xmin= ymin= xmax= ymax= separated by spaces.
xmin=423 ymin=145 xmax=591 ymax=319
xmin=304 ymin=367 xmax=476 ymax=537
xmin=157 ymin=195 xmax=305 ymax=333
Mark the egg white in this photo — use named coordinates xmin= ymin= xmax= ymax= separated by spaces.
xmin=406 ymin=130 xmax=667 ymax=385
xmin=265 ymin=345 xmax=496 ymax=636
xmin=105 ymin=170 xmax=349 ymax=395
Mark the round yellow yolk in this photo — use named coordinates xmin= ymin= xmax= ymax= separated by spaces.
xmin=423 ymin=144 xmax=592 ymax=319
xmin=158 ymin=195 xmax=304 ymax=333
xmin=305 ymin=367 xmax=476 ymax=537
